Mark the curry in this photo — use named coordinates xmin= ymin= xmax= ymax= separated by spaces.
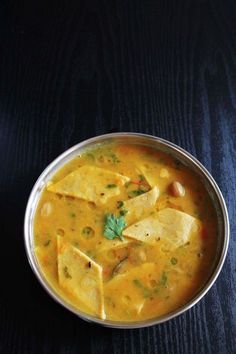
xmin=34 ymin=143 xmax=217 ymax=321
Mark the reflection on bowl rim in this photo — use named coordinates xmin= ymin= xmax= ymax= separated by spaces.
xmin=24 ymin=132 xmax=230 ymax=329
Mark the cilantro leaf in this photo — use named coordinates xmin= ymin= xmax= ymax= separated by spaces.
xmin=158 ymin=271 xmax=168 ymax=286
xmin=128 ymin=189 xmax=146 ymax=197
xmin=117 ymin=201 xmax=124 ymax=209
xmin=106 ymin=184 xmax=117 ymax=188
xmin=133 ymin=279 xmax=151 ymax=298
xmin=119 ymin=209 xmax=128 ymax=216
xmin=103 ymin=213 xmax=126 ymax=241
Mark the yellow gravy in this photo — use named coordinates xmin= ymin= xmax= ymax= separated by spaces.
xmin=34 ymin=144 xmax=217 ymax=321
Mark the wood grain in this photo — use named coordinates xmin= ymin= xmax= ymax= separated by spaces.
xmin=0 ymin=0 xmax=236 ymax=353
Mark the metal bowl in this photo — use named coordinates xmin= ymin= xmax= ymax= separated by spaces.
xmin=24 ymin=133 xmax=229 ymax=328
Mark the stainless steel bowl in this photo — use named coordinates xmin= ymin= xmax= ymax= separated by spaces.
xmin=24 ymin=133 xmax=229 ymax=328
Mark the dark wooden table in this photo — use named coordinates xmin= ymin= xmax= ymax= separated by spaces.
xmin=0 ymin=0 xmax=235 ymax=353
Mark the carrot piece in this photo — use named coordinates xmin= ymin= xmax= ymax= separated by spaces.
xmin=130 ymin=180 xmax=149 ymax=187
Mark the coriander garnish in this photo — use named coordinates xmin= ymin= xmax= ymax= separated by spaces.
xmin=106 ymin=184 xmax=117 ymax=188
xmin=103 ymin=213 xmax=126 ymax=241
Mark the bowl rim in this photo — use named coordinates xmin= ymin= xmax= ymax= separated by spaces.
xmin=24 ymin=132 xmax=230 ymax=329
